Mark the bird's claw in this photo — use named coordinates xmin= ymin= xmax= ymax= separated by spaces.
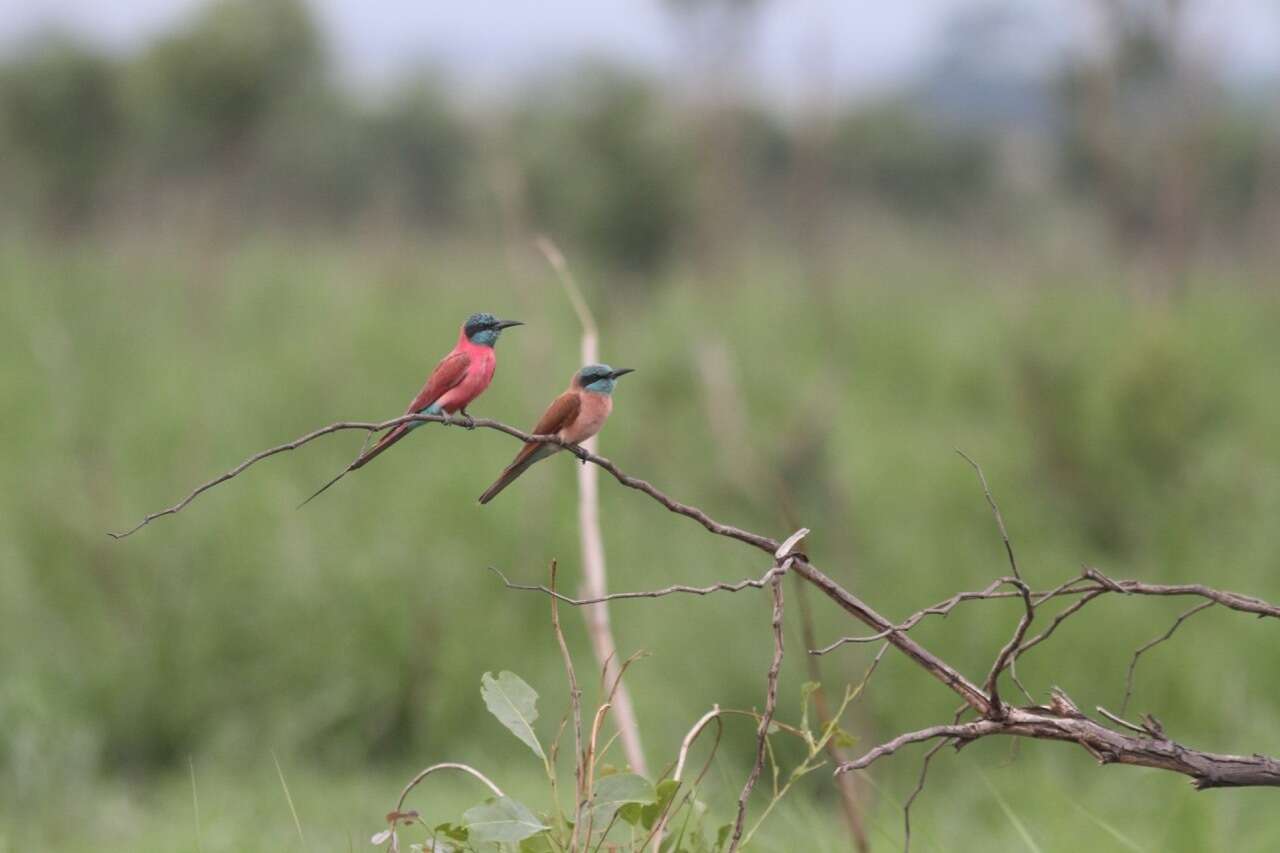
xmin=458 ymin=411 xmax=477 ymax=430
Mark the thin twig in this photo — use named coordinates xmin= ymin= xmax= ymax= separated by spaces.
xmin=901 ymin=704 xmax=970 ymax=853
xmin=582 ymin=702 xmax=613 ymax=845
xmin=792 ymin=574 xmax=870 ymax=853
xmin=649 ymin=706 xmax=724 ymax=852
xmin=811 ymin=577 xmax=1017 ymax=654
xmin=1080 ymin=568 xmax=1280 ymax=619
xmin=549 ymin=561 xmax=585 ymax=852
xmin=1120 ymin=601 xmax=1216 ymax=716
xmin=839 ymin=723 xmax=993 ymax=773
xmin=727 ymin=560 xmax=788 ymax=853
xmin=903 ymin=738 xmax=948 ymax=852
xmin=490 ymin=564 xmax=788 ymax=606
xmin=956 ymin=449 xmax=1021 ymax=580
xmin=1095 ymin=706 xmax=1151 ymax=736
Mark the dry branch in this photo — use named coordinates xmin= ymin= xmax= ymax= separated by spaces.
xmin=838 ymin=688 xmax=1280 ymax=790
xmin=1120 ymin=600 xmax=1216 ymax=717
xmin=727 ymin=558 xmax=788 ymax=853
xmin=489 ymin=564 xmax=788 ymax=606
xmin=118 ymin=405 xmax=1280 ymax=853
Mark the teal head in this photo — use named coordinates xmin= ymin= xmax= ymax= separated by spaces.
xmin=464 ymin=312 xmax=523 ymax=347
xmin=574 ymin=363 xmax=635 ymax=395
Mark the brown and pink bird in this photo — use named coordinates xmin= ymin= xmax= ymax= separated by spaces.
xmin=478 ymin=363 xmax=634 ymax=504
xmin=300 ymin=312 xmax=522 ymax=506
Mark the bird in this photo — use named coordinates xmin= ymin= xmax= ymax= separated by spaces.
xmin=478 ymin=363 xmax=634 ymax=505
xmin=299 ymin=312 xmax=523 ymax=507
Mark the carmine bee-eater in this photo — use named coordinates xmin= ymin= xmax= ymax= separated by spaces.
xmin=300 ymin=312 xmax=523 ymax=507
xmin=478 ymin=363 xmax=634 ymax=505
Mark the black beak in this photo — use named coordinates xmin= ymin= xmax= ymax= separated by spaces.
xmin=495 ymin=319 xmax=524 ymax=330
xmin=610 ymin=368 xmax=635 ymax=379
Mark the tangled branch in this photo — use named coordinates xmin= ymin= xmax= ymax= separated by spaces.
xmin=116 ymin=408 xmax=1280 ymax=851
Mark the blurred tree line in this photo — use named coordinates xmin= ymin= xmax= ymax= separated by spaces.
xmin=0 ymin=0 xmax=1275 ymax=278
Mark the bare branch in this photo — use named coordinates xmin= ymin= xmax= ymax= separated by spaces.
xmin=984 ymin=579 xmax=1036 ymax=714
xmin=120 ymin=406 xmax=1280 ymax=799
xmin=839 ymin=691 xmax=1280 ymax=790
xmin=672 ymin=706 xmax=724 ymax=784
xmin=1120 ymin=601 xmax=1216 ymax=716
xmin=649 ymin=705 xmax=724 ymax=853
xmin=902 ymin=704 xmax=970 ymax=853
xmin=810 ymin=577 xmax=1017 ymax=655
xmin=903 ymin=738 xmax=950 ymax=853
xmin=728 ymin=560 xmax=788 ymax=853
xmin=1081 ymin=568 xmax=1279 ymax=619
xmin=840 ymin=723 xmax=993 ymax=773
xmin=956 ymin=449 xmax=1021 ymax=581
xmin=490 ymin=564 xmax=788 ymax=606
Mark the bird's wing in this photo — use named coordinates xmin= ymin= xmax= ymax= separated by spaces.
xmin=404 ymin=350 xmax=471 ymax=414
xmin=529 ymin=390 xmax=581 ymax=437
xmin=505 ymin=390 xmax=581 ymax=473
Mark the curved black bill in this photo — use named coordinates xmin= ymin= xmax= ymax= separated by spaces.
xmin=610 ymin=368 xmax=635 ymax=378
xmin=496 ymin=319 xmax=525 ymax=329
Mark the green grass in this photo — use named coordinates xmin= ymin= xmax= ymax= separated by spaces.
xmin=2 ymin=231 xmax=1279 ymax=850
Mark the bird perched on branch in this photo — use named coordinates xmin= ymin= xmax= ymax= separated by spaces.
xmin=478 ymin=363 xmax=634 ymax=505
xmin=300 ymin=312 xmax=523 ymax=507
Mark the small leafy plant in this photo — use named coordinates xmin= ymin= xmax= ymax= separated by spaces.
xmin=370 ymin=574 xmax=865 ymax=853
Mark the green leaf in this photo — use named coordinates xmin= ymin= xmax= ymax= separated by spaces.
xmin=590 ymin=772 xmax=656 ymax=825
xmin=463 ymin=796 xmax=550 ymax=844
xmin=433 ymin=822 xmax=468 ymax=842
xmin=618 ymin=802 xmax=644 ymax=826
xmin=480 ymin=671 xmax=545 ymax=760
xmin=519 ymin=832 xmax=557 ymax=853
xmin=639 ymin=779 xmax=680 ymax=829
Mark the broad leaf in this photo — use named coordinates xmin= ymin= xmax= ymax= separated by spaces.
xmin=463 ymin=796 xmax=549 ymax=844
xmin=590 ymin=772 xmax=656 ymax=825
xmin=639 ymin=778 xmax=681 ymax=829
xmin=480 ymin=671 xmax=545 ymax=760
xmin=519 ymin=832 xmax=557 ymax=853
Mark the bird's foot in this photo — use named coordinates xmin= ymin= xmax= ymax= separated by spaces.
xmin=458 ymin=410 xmax=477 ymax=430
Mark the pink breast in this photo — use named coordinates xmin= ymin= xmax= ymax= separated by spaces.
xmin=436 ymin=350 xmax=496 ymax=412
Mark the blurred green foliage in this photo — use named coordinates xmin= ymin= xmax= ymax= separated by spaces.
xmin=0 ymin=37 xmax=124 ymax=224
xmin=2 ymin=232 xmax=1279 ymax=850
xmin=1 ymin=0 xmax=1273 ymax=270
xmin=2 ymin=1 xmax=1280 ymax=849
xmin=513 ymin=66 xmax=696 ymax=274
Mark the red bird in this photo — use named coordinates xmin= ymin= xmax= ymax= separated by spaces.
xmin=300 ymin=312 xmax=522 ymax=506
xmin=478 ymin=363 xmax=633 ymax=505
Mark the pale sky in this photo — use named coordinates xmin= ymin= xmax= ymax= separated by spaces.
xmin=0 ymin=0 xmax=1274 ymax=102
